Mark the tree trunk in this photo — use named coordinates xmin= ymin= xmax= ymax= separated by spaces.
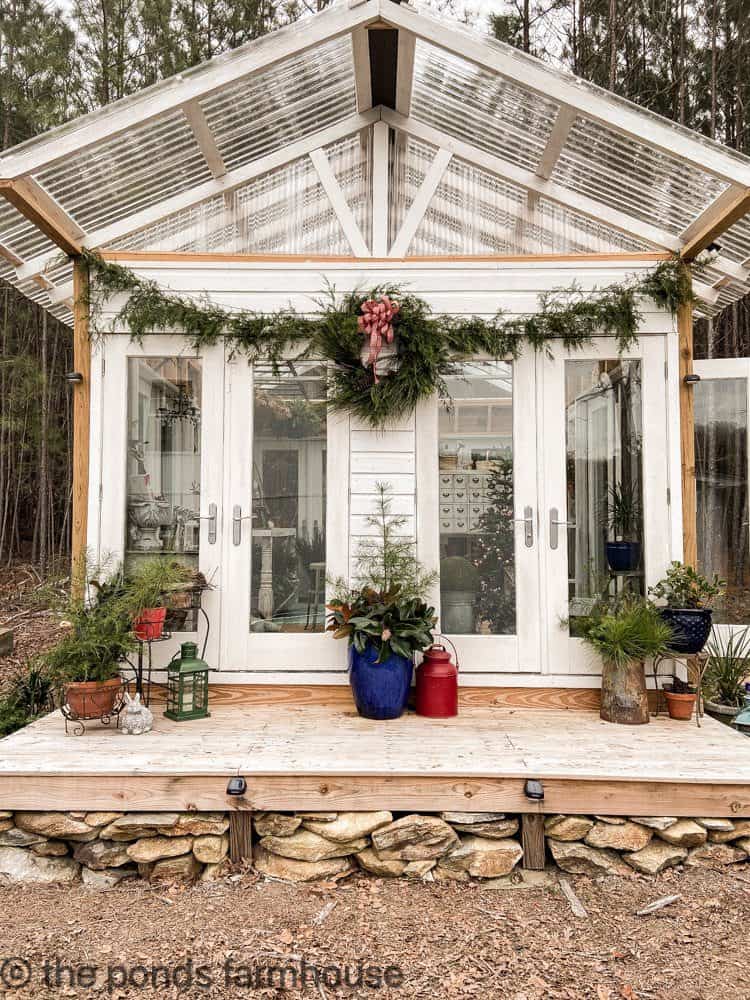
xmin=600 ymin=658 xmax=650 ymax=724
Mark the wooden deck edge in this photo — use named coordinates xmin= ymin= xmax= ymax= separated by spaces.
xmin=159 ymin=684 xmax=604 ymax=711
xmin=2 ymin=774 xmax=748 ymax=817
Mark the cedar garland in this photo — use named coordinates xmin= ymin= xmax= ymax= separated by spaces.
xmin=82 ymin=251 xmax=694 ymax=427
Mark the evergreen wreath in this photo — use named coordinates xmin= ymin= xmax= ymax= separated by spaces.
xmin=82 ymin=250 xmax=694 ymax=428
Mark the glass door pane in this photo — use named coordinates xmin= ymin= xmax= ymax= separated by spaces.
xmin=565 ymin=359 xmax=644 ymax=630
xmin=695 ymin=377 xmax=750 ymax=624
xmin=438 ymin=361 xmax=516 ymax=636
xmin=125 ymin=357 xmax=203 ymax=577
xmin=251 ymin=362 xmax=327 ymax=633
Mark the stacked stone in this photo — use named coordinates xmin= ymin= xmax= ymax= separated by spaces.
xmin=0 ymin=811 xmax=230 ymax=886
xmin=254 ymin=811 xmax=523 ymax=883
xmin=545 ymin=815 xmax=750 ymax=875
xmin=2 ymin=810 xmax=750 ymax=886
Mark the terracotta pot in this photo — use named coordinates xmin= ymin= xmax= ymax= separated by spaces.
xmin=664 ymin=689 xmax=697 ymax=721
xmin=133 ymin=606 xmax=167 ymax=641
xmin=64 ymin=677 xmax=122 ymax=720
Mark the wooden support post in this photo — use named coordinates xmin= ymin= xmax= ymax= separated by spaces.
xmin=521 ymin=814 xmax=546 ymax=870
xmin=229 ymin=810 xmax=253 ymax=864
xmin=72 ymin=259 xmax=91 ymax=597
xmin=678 ymin=295 xmax=697 ymax=568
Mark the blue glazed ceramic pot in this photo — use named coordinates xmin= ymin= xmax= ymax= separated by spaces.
xmin=660 ymin=607 xmax=713 ymax=654
xmin=606 ymin=540 xmax=641 ymax=573
xmin=349 ymin=643 xmax=413 ymax=720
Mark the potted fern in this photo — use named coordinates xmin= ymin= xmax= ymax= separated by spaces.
xmin=122 ymin=560 xmax=195 ymax=640
xmin=327 ymin=483 xmax=437 ymax=719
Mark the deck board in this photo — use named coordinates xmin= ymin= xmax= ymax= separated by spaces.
xmin=2 ymin=703 xmax=750 ymax=784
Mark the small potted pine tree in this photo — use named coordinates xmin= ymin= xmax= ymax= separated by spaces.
xmin=327 ymin=483 xmax=437 ymax=720
xmin=575 ymin=596 xmax=671 ymax=725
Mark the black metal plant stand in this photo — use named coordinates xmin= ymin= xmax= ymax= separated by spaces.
xmin=61 ymin=679 xmax=129 ymax=737
xmin=651 ymin=651 xmax=709 ymax=727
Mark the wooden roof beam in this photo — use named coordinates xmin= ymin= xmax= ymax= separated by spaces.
xmin=395 ymin=29 xmax=416 ymax=115
xmin=351 ymin=27 xmax=372 ymax=112
xmin=536 ymin=106 xmax=577 ymax=180
xmin=181 ymin=101 xmax=227 ymax=179
xmin=680 ymin=185 xmax=750 ymax=260
xmin=0 ymin=178 xmax=84 ymax=256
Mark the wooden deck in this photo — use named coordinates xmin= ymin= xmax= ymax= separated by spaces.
xmin=2 ymin=697 xmax=750 ymax=817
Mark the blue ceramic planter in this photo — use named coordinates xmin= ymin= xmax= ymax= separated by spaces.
xmin=606 ymin=540 xmax=641 ymax=572
xmin=349 ymin=643 xmax=413 ymax=720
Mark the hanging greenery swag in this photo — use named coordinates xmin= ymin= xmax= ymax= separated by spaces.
xmin=82 ymin=250 xmax=693 ymax=427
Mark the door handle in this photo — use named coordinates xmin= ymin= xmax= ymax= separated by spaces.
xmin=512 ymin=506 xmax=534 ymax=547
xmin=199 ymin=503 xmax=217 ymax=545
xmin=549 ymin=507 xmax=575 ymax=550
xmin=232 ymin=505 xmax=252 ymax=546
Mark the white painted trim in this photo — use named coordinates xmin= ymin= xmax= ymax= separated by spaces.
xmin=395 ymin=29 xmax=416 ymax=116
xmin=181 ymin=101 xmax=227 ymax=179
xmin=381 ymin=109 xmax=679 ymax=252
xmin=351 ymin=26 xmax=372 ymax=113
xmin=379 ymin=0 xmax=750 ymax=187
xmin=17 ymin=110 xmax=381 ymax=282
xmin=693 ymin=280 xmax=721 ymax=304
xmin=0 ymin=0 xmax=381 ymax=178
xmin=389 ymin=147 xmax=451 ymax=257
xmin=309 ymin=148 xmax=371 ymax=256
xmin=371 ymin=120 xmax=390 ymax=256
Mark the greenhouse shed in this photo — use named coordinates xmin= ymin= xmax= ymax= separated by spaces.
xmin=0 ymin=0 xmax=749 ymax=688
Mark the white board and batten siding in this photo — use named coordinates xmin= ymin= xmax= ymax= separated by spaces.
xmin=92 ymin=258 xmax=679 ymax=687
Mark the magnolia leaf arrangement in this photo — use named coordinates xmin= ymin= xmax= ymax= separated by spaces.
xmin=83 ymin=250 xmax=694 ymax=428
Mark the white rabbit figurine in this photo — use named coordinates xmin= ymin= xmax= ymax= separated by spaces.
xmin=121 ymin=692 xmax=153 ymax=735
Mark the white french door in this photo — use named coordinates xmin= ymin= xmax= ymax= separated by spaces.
xmin=95 ymin=335 xmax=225 ymax=669
xmin=417 ymin=354 xmax=542 ymax=675
xmin=219 ymin=353 xmax=348 ymax=676
xmin=539 ymin=337 xmax=673 ymax=675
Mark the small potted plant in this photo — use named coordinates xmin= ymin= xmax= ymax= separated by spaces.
xmin=123 ymin=560 xmax=193 ymax=640
xmin=649 ymin=561 xmax=725 ymax=655
xmin=702 ymin=628 xmax=750 ymax=725
xmin=327 ymin=483 xmax=437 ymax=720
xmin=605 ymin=480 xmax=642 ymax=572
xmin=575 ymin=597 xmax=671 ymax=725
xmin=439 ymin=556 xmax=479 ymax=634
xmin=44 ymin=583 xmax=134 ymax=719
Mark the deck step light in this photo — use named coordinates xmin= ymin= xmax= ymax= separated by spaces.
xmin=164 ymin=641 xmax=210 ymax=722
xmin=226 ymin=776 xmax=247 ymax=796
xmin=524 ymin=779 xmax=544 ymax=800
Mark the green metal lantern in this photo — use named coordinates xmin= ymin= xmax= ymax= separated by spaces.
xmin=164 ymin=641 xmax=210 ymax=722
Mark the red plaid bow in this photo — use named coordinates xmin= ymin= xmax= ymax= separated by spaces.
xmin=358 ymin=295 xmax=400 ymax=382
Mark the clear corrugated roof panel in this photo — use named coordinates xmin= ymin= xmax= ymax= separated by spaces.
xmin=110 ymin=151 xmax=351 ymax=255
xmin=404 ymin=149 xmax=650 ymax=257
xmin=327 ymin=130 xmax=372 ymax=252
xmin=35 ymin=111 xmax=213 ymax=234
xmin=0 ymin=200 xmax=58 ymax=259
xmin=714 ymin=215 xmax=750 ymax=266
xmin=411 ymin=38 xmax=558 ymax=172
xmin=389 ymin=133 xmax=435 ymax=249
xmin=199 ymin=34 xmax=355 ymax=173
xmin=552 ymin=117 xmax=730 ymax=235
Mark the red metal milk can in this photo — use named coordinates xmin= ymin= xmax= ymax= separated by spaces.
xmin=415 ymin=642 xmax=458 ymax=718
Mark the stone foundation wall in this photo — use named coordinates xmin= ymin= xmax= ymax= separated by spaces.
xmin=1 ymin=810 xmax=749 ymax=886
